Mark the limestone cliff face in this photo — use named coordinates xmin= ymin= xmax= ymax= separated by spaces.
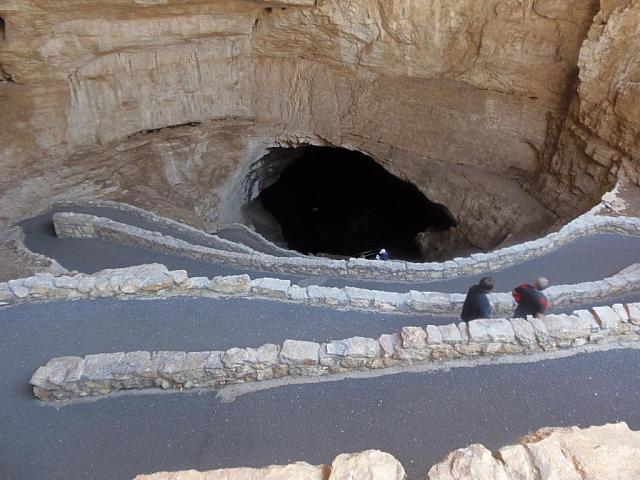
xmin=537 ymin=0 xmax=640 ymax=218
xmin=0 ymin=0 xmax=637 ymax=253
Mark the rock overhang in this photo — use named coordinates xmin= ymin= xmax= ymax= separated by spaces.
xmin=1 ymin=0 xmax=637 ymax=261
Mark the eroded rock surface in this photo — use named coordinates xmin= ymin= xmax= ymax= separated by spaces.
xmin=133 ymin=424 xmax=640 ymax=479
xmin=0 ymin=0 xmax=638 ymax=259
xmin=428 ymin=422 xmax=640 ymax=479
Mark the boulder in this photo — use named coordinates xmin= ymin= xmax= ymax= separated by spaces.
xmin=344 ymin=287 xmax=374 ymax=308
xmin=409 ymin=291 xmax=452 ymax=313
xmin=519 ymin=423 xmax=640 ymax=479
xmin=210 ymin=275 xmax=251 ymax=295
xmin=627 ymin=302 xmax=640 ymax=325
xmin=307 ymin=286 xmax=347 ymax=306
xmin=250 ymin=278 xmax=291 ymax=298
xmin=222 ymin=344 xmax=280 ymax=368
xmin=135 ymin=462 xmax=330 ymax=480
xmin=372 ymin=291 xmax=404 ymax=311
xmin=185 ymin=277 xmax=210 ymax=290
xmin=468 ymin=319 xmax=516 ymax=343
xmin=30 ymin=356 xmax=83 ymax=389
xmin=429 ymin=423 xmax=640 ymax=479
xmin=426 ymin=325 xmax=443 ymax=344
xmin=287 ymin=285 xmax=309 ymax=302
xmin=280 ymin=340 xmax=320 ymax=365
xmin=508 ymin=318 xmax=537 ymax=347
xmin=326 ymin=337 xmax=380 ymax=358
xmin=400 ymin=326 xmax=427 ymax=349
xmin=439 ymin=323 xmax=462 ymax=344
xmin=378 ymin=333 xmax=400 ymax=357
xmin=329 ymin=450 xmax=406 ymax=480
xmin=592 ymin=306 xmax=623 ymax=330
xmin=428 ymin=444 xmax=509 ymax=480
xmin=539 ymin=314 xmax=595 ymax=340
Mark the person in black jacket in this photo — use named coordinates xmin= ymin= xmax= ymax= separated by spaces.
xmin=461 ymin=277 xmax=495 ymax=322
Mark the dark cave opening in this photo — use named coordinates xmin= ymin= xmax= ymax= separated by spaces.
xmin=249 ymin=146 xmax=456 ymax=261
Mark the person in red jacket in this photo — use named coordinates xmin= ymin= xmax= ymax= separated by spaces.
xmin=512 ymin=277 xmax=550 ymax=319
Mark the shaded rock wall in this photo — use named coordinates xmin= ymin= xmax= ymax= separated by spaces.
xmin=536 ymin=0 xmax=640 ymax=218
xmin=0 ymin=0 xmax=638 ymax=253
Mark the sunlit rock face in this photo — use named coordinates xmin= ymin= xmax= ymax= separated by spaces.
xmin=0 ymin=0 xmax=637 ymax=258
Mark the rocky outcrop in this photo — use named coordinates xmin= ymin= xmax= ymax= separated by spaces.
xmin=136 ymin=462 xmax=329 ymax=480
xmin=1 ymin=0 xmax=638 ymax=258
xmin=135 ymin=450 xmax=404 ymax=480
xmin=135 ymin=424 xmax=640 ymax=479
xmin=428 ymin=422 xmax=640 ymax=479
xmin=536 ymin=0 xmax=640 ymax=218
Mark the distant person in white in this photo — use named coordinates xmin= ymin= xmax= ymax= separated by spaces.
xmin=376 ymin=248 xmax=389 ymax=261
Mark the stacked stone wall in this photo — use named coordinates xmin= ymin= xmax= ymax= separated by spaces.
xmin=52 ymin=210 xmax=640 ymax=282
xmin=3 ymin=263 xmax=640 ymax=317
xmin=30 ymin=299 xmax=640 ymax=402
xmin=51 ymin=200 xmax=258 ymax=255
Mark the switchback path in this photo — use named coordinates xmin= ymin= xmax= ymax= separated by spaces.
xmin=19 ymin=208 xmax=640 ymax=293
xmin=1 ymin=299 xmax=639 ymax=480
xmin=5 ymin=207 xmax=640 ymax=480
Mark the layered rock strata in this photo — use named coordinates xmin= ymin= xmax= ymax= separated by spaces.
xmin=134 ymin=423 xmax=640 ymax=479
xmin=1 ymin=1 xmax=638 ymax=255
xmin=30 ymin=299 xmax=640 ymax=402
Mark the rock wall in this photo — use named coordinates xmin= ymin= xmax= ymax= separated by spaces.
xmin=536 ymin=0 xmax=640 ymax=218
xmin=50 ymin=208 xmax=640 ymax=283
xmin=29 ymin=291 xmax=640 ymax=402
xmin=135 ymin=423 xmax=640 ymax=479
xmin=136 ymin=450 xmax=405 ymax=480
xmin=1 ymin=0 xmax=638 ymax=253
xmin=428 ymin=422 xmax=640 ymax=479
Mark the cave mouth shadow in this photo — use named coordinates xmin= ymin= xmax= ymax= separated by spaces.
xmin=247 ymin=146 xmax=456 ymax=261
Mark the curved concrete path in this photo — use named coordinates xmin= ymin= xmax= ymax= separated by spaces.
xmin=1 ymin=299 xmax=639 ymax=479
xmin=5 ymin=207 xmax=640 ymax=479
xmin=19 ymin=208 xmax=640 ymax=293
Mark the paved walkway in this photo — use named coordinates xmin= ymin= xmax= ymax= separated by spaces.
xmin=5 ymin=208 xmax=640 ymax=479
xmin=20 ymin=208 xmax=640 ymax=292
xmin=2 ymin=302 xmax=639 ymax=480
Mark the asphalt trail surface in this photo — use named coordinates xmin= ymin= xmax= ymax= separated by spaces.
xmin=20 ymin=209 xmax=640 ymax=293
xmin=30 ymin=206 xmax=297 ymax=257
xmin=4 ymin=208 xmax=640 ymax=479
xmin=2 ymin=300 xmax=639 ymax=480
xmin=3 ymin=294 xmax=640 ymax=480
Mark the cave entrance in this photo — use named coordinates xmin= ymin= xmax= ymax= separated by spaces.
xmin=246 ymin=146 xmax=456 ymax=260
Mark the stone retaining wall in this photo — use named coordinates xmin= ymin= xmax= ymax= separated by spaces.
xmin=51 ymin=200 xmax=257 ymax=255
xmin=52 ymin=210 xmax=640 ymax=282
xmin=53 ymin=199 xmax=302 ymax=257
xmin=30 ymin=300 xmax=640 ymax=402
xmin=1 ymin=225 xmax=69 ymax=278
xmin=136 ymin=423 xmax=639 ymax=480
xmin=3 ymin=263 xmax=640 ymax=316
xmin=217 ymin=221 xmax=303 ymax=258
